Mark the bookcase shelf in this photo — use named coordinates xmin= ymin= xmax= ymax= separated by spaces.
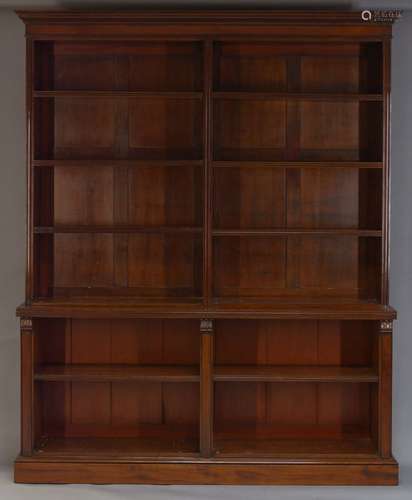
xmin=214 ymin=437 xmax=378 ymax=459
xmin=33 ymin=436 xmax=200 ymax=459
xmin=16 ymin=9 xmax=398 ymax=486
xmin=213 ymin=366 xmax=378 ymax=383
xmin=32 ymin=160 xmax=204 ymax=168
xmin=35 ymin=364 xmax=200 ymax=382
xmin=213 ymin=92 xmax=383 ymax=101
xmin=34 ymin=90 xmax=204 ymax=99
xmin=212 ymin=161 xmax=383 ymax=169
xmin=34 ymin=225 xmax=203 ymax=234
xmin=212 ymin=229 xmax=382 ymax=236
xmin=17 ymin=300 xmax=396 ymax=320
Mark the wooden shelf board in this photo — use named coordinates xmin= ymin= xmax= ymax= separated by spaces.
xmin=34 ymin=90 xmax=203 ymax=99
xmin=21 ymin=436 xmax=390 ymax=464
xmin=34 ymin=225 xmax=203 ymax=234
xmin=35 ymin=364 xmax=200 ymax=382
xmin=32 ymin=437 xmax=199 ymax=460
xmin=213 ymin=92 xmax=383 ymax=101
xmin=212 ymin=161 xmax=383 ymax=169
xmin=212 ymin=229 xmax=382 ymax=237
xmin=16 ymin=300 xmax=397 ymax=320
xmin=214 ymin=437 xmax=378 ymax=458
xmin=32 ymin=159 xmax=204 ymax=168
xmin=214 ymin=366 xmax=378 ymax=383
xmin=24 ymin=436 xmax=387 ymax=463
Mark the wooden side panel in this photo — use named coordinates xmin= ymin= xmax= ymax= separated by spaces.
xmin=378 ymin=322 xmax=393 ymax=457
xmin=21 ymin=320 xmax=34 ymax=456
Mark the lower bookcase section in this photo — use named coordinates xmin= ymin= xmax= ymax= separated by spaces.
xmin=18 ymin=315 xmax=396 ymax=484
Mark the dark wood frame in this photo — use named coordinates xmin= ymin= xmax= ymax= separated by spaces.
xmin=15 ymin=9 xmax=399 ymax=485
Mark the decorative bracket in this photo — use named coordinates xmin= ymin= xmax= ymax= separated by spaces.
xmin=200 ymin=319 xmax=214 ymax=334
xmin=20 ymin=318 xmax=33 ymax=333
xmin=380 ymin=320 xmax=393 ymax=333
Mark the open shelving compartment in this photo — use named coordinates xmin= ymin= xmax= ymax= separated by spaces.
xmin=213 ymin=319 xmax=380 ymax=458
xmin=32 ymin=40 xmax=205 ymax=304
xmin=16 ymin=12 xmax=398 ymax=485
xmin=32 ymin=318 xmax=201 ymax=458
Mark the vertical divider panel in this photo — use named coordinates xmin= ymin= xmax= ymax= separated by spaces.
xmin=378 ymin=320 xmax=393 ymax=458
xmin=63 ymin=319 xmax=72 ymax=437
xmin=200 ymin=318 xmax=214 ymax=457
xmin=203 ymin=41 xmax=213 ymax=304
xmin=381 ymin=40 xmax=391 ymax=304
xmin=20 ymin=318 xmax=34 ymax=456
xmin=27 ymin=39 xmax=35 ymax=301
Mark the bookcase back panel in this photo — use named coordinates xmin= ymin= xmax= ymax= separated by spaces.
xmin=36 ymin=319 xmax=200 ymax=365
xmin=215 ymin=319 xmax=375 ymax=366
xmin=128 ymin=99 xmax=203 ymax=158
xmin=46 ymin=97 xmax=203 ymax=161
xmin=54 ymin=166 xmax=114 ymax=225
xmin=53 ymin=165 xmax=202 ymax=227
xmin=213 ymin=236 xmax=380 ymax=300
xmin=35 ymin=41 xmax=203 ymax=91
xmin=214 ymin=101 xmax=382 ymax=162
xmin=41 ymin=381 xmax=199 ymax=439
xmin=214 ymin=42 xmax=382 ymax=93
xmin=54 ymin=234 xmax=114 ymax=288
xmin=52 ymin=234 xmax=202 ymax=298
xmin=128 ymin=166 xmax=203 ymax=227
xmin=214 ymin=167 xmax=382 ymax=230
xmin=215 ymin=100 xmax=287 ymax=148
xmin=215 ymin=381 xmax=371 ymax=439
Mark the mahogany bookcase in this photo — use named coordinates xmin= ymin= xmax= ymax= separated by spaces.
xmin=15 ymin=10 xmax=399 ymax=485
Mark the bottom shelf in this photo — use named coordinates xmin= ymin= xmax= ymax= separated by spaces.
xmin=33 ymin=437 xmax=199 ymax=460
xmin=214 ymin=437 xmax=378 ymax=458
xmin=30 ymin=435 xmax=381 ymax=461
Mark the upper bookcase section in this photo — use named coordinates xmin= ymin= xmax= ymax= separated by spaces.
xmin=17 ymin=10 xmax=397 ymax=39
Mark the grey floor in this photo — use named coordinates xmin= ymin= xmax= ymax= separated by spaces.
xmin=1 ymin=465 xmax=412 ymax=500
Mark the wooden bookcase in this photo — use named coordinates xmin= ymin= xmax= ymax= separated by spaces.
xmin=15 ymin=10 xmax=399 ymax=485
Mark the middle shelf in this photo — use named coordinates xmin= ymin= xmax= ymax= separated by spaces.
xmin=34 ymin=364 xmax=378 ymax=384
